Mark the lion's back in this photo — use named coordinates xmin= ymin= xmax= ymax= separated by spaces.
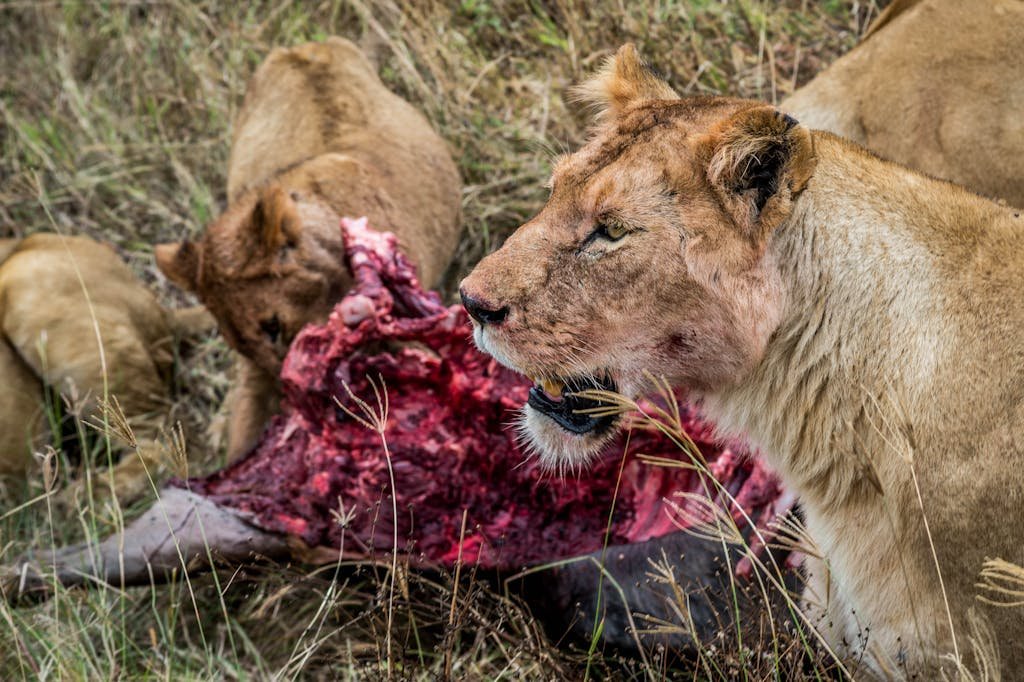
xmin=226 ymin=37 xmax=457 ymax=207
xmin=0 ymin=234 xmax=173 ymax=412
xmin=782 ymin=0 xmax=1024 ymax=208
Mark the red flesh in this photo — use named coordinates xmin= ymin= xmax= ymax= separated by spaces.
xmin=183 ymin=218 xmax=790 ymax=572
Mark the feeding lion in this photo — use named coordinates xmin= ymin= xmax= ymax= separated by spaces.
xmin=155 ymin=36 xmax=462 ymax=460
xmin=460 ymin=44 xmax=1024 ymax=677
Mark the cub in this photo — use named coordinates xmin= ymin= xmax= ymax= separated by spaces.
xmin=0 ymin=234 xmax=211 ymax=501
xmin=460 ymin=45 xmax=1024 ymax=678
xmin=156 ymin=37 xmax=462 ymax=459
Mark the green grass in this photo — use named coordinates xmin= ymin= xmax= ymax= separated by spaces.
xmin=0 ymin=1 xmax=881 ymax=678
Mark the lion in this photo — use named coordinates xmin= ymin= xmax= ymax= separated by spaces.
xmin=155 ymin=37 xmax=462 ymax=460
xmin=781 ymin=0 xmax=1024 ymax=208
xmin=0 ymin=233 xmax=212 ymax=501
xmin=459 ymin=44 xmax=1024 ymax=677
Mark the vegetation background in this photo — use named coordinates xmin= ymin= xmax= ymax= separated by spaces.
xmin=1 ymin=1 xmax=886 ymax=678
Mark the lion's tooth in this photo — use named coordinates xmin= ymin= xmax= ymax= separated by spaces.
xmin=542 ymin=378 xmax=564 ymax=398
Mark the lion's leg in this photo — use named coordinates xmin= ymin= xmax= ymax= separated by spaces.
xmin=224 ymin=357 xmax=280 ymax=461
xmin=59 ymin=404 xmax=175 ymax=506
xmin=167 ymin=305 xmax=216 ymax=339
xmin=71 ymin=436 xmax=169 ymax=505
xmin=5 ymin=487 xmax=289 ymax=600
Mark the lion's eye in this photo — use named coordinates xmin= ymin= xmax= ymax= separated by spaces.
xmin=260 ymin=315 xmax=282 ymax=343
xmin=596 ymin=221 xmax=628 ymax=241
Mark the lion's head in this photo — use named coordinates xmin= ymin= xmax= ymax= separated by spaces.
xmin=156 ymin=184 xmax=349 ymax=375
xmin=460 ymin=44 xmax=816 ymax=468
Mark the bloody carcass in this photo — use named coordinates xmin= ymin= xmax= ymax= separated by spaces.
xmin=7 ymin=218 xmax=797 ymax=654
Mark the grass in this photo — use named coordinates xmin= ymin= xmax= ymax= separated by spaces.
xmin=1 ymin=1 xmax=887 ymax=678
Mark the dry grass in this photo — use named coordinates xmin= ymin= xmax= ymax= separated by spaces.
xmin=1 ymin=1 xmax=887 ymax=678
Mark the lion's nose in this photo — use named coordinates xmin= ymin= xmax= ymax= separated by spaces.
xmin=460 ymin=289 xmax=509 ymax=325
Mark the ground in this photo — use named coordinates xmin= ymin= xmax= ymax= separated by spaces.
xmin=0 ymin=2 xmax=882 ymax=678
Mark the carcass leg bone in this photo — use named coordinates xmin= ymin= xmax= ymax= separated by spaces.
xmin=4 ymin=487 xmax=289 ymax=601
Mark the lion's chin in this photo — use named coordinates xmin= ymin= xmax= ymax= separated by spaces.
xmin=472 ymin=326 xmax=627 ymax=468
xmin=519 ymin=405 xmax=620 ymax=473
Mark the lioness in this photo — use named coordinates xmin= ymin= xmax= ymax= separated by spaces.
xmin=781 ymin=0 xmax=1024 ymax=208
xmin=460 ymin=45 xmax=1024 ymax=677
xmin=155 ymin=37 xmax=462 ymax=459
xmin=0 ymin=234 xmax=212 ymax=501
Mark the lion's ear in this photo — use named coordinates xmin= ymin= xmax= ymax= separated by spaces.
xmin=155 ymin=241 xmax=201 ymax=292
xmin=572 ymin=43 xmax=679 ymax=120
xmin=252 ymin=185 xmax=299 ymax=252
xmin=702 ymin=106 xmax=816 ymax=239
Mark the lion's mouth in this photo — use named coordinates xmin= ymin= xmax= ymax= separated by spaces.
xmin=526 ymin=373 xmax=619 ymax=435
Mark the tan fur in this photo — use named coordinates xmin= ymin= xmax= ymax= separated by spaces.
xmin=571 ymin=43 xmax=679 ymax=121
xmin=781 ymin=0 xmax=1024 ymax=208
xmin=461 ymin=45 xmax=1024 ymax=677
xmin=0 ymin=242 xmax=43 ymax=485
xmin=155 ymin=37 xmax=462 ymax=460
xmin=0 ymin=336 xmax=44 ymax=484
xmin=0 ymin=234 xmax=214 ymax=501
xmin=860 ymin=0 xmax=924 ymax=40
